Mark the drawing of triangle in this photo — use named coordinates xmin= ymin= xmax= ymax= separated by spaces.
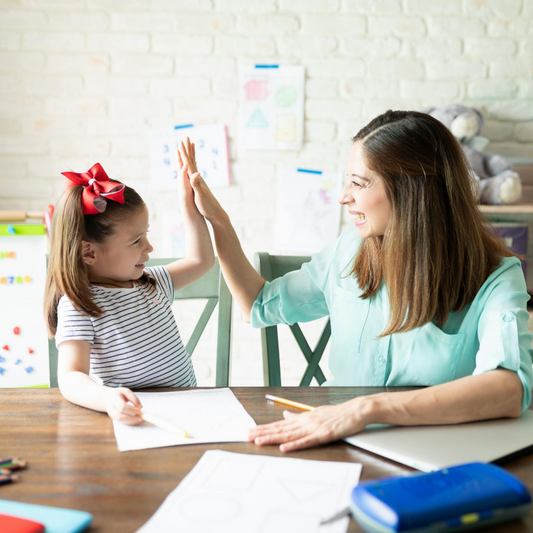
xmin=279 ymin=479 xmax=336 ymax=504
xmin=247 ymin=108 xmax=269 ymax=128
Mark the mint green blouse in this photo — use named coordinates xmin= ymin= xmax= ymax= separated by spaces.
xmin=251 ymin=227 xmax=533 ymax=412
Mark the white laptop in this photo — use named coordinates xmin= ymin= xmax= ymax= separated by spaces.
xmin=344 ymin=410 xmax=533 ymax=472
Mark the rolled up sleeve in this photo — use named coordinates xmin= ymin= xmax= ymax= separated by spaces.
xmin=251 ymin=237 xmax=340 ymax=328
xmin=474 ymin=261 xmax=533 ymax=412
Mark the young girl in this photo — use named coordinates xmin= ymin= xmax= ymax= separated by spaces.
xmin=44 ymin=139 xmax=213 ymax=426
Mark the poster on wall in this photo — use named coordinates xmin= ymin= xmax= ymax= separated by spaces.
xmin=275 ymin=168 xmax=342 ymax=254
xmin=239 ymin=65 xmax=305 ymax=151
xmin=159 ymin=210 xmax=186 ymax=259
xmin=149 ymin=124 xmax=230 ymax=193
xmin=0 ymin=224 xmax=50 ymax=388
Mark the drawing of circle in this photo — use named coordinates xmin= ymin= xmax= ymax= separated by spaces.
xmin=180 ymin=494 xmax=241 ymax=522
xmin=275 ymin=86 xmax=297 ymax=107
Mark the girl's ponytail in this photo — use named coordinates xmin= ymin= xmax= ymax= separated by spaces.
xmin=44 ymin=186 xmax=102 ymax=336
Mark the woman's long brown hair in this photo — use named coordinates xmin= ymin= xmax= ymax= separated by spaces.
xmin=44 ymin=181 xmax=151 ymax=337
xmin=351 ymin=110 xmax=514 ymax=337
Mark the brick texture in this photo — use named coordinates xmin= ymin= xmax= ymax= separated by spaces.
xmin=1 ymin=1 xmax=532 ymax=386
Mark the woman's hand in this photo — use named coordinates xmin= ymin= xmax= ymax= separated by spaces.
xmin=177 ymin=137 xmax=225 ymax=222
xmin=249 ymin=398 xmax=371 ymax=452
xmin=103 ymin=387 xmax=143 ymax=426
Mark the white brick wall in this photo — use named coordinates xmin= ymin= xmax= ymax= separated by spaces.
xmin=1 ymin=0 xmax=532 ymax=387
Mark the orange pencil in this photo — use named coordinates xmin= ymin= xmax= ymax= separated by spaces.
xmin=265 ymin=394 xmax=315 ymax=411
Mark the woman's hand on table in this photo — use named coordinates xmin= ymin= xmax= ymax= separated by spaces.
xmin=249 ymin=397 xmax=372 ymax=452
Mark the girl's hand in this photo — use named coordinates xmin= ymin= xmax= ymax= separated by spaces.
xmin=179 ymin=136 xmax=198 ymax=176
xmin=177 ymin=146 xmax=196 ymax=208
xmin=248 ymin=400 xmax=369 ymax=452
xmin=104 ymin=387 xmax=143 ymax=426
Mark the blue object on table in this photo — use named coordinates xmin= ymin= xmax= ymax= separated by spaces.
xmin=0 ymin=500 xmax=92 ymax=533
xmin=351 ymin=462 xmax=531 ymax=533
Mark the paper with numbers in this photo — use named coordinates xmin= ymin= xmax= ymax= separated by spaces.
xmin=113 ymin=389 xmax=257 ymax=452
xmin=149 ymin=124 xmax=230 ymax=192
xmin=275 ymin=168 xmax=342 ymax=254
xmin=136 ymin=450 xmax=362 ymax=533
xmin=240 ymin=65 xmax=305 ymax=151
xmin=0 ymin=226 xmax=50 ymax=388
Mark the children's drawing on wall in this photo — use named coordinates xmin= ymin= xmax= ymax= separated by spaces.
xmin=149 ymin=124 xmax=230 ymax=192
xmin=275 ymin=169 xmax=342 ymax=254
xmin=0 ymin=224 xmax=49 ymax=387
xmin=159 ymin=210 xmax=186 ymax=259
xmin=240 ymin=65 xmax=305 ymax=151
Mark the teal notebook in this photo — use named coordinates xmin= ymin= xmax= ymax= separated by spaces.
xmin=0 ymin=500 xmax=92 ymax=533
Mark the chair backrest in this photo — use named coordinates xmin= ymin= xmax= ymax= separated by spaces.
xmin=49 ymin=258 xmax=232 ymax=388
xmin=254 ymin=252 xmax=330 ymax=387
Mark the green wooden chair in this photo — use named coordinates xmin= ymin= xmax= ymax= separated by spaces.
xmin=253 ymin=252 xmax=331 ymax=387
xmin=48 ymin=258 xmax=232 ymax=388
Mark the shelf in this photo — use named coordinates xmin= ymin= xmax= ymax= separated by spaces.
xmin=479 ymin=204 xmax=533 ymax=214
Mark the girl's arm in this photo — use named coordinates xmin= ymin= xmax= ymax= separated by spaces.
xmin=249 ymin=368 xmax=523 ymax=452
xmin=57 ymin=340 xmax=143 ymax=425
xmin=179 ymin=139 xmax=265 ymax=322
xmin=164 ymin=139 xmax=215 ymax=291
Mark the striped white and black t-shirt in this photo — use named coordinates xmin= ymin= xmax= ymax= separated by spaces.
xmin=55 ymin=266 xmax=197 ymax=389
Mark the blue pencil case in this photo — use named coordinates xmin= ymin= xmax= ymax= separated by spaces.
xmin=351 ymin=462 xmax=531 ymax=533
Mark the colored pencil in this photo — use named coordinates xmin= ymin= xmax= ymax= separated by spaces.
xmin=264 ymin=394 xmax=315 ymax=411
xmin=0 ymin=460 xmax=27 ymax=471
xmin=0 ymin=474 xmax=19 ymax=486
xmin=140 ymin=411 xmax=190 ymax=438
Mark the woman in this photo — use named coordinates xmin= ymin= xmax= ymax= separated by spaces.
xmin=181 ymin=110 xmax=533 ymax=452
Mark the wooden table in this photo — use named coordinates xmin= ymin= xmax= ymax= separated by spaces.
xmin=2 ymin=387 xmax=532 ymax=532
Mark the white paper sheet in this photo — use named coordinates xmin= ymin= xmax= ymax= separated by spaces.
xmin=239 ymin=65 xmax=305 ymax=151
xmin=149 ymin=124 xmax=230 ymax=192
xmin=275 ymin=168 xmax=342 ymax=254
xmin=136 ymin=450 xmax=362 ymax=533
xmin=113 ymin=389 xmax=257 ymax=452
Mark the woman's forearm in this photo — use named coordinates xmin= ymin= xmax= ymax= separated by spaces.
xmin=209 ymin=211 xmax=265 ymax=322
xmin=362 ymin=369 xmax=523 ymax=427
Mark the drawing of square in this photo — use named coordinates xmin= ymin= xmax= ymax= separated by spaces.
xmin=275 ymin=114 xmax=297 ymax=142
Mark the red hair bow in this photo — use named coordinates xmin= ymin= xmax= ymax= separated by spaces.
xmin=62 ymin=163 xmax=125 ymax=215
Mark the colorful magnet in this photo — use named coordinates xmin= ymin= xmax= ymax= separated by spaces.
xmin=28 ymin=348 xmax=34 ymax=354
xmin=2 ymin=345 xmax=8 ymax=351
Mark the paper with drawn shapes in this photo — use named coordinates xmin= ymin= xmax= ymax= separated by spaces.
xmin=275 ymin=168 xmax=342 ymax=254
xmin=149 ymin=124 xmax=230 ymax=192
xmin=240 ymin=65 xmax=305 ymax=151
xmin=112 ymin=389 xmax=257 ymax=452
xmin=136 ymin=450 xmax=362 ymax=533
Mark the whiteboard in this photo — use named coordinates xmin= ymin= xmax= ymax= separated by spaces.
xmin=0 ymin=225 xmax=50 ymax=388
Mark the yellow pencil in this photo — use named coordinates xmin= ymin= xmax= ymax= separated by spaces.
xmin=264 ymin=394 xmax=315 ymax=411
xmin=140 ymin=411 xmax=190 ymax=438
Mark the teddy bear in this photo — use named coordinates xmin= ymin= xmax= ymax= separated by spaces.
xmin=422 ymin=104 xmax=522 ymax=205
